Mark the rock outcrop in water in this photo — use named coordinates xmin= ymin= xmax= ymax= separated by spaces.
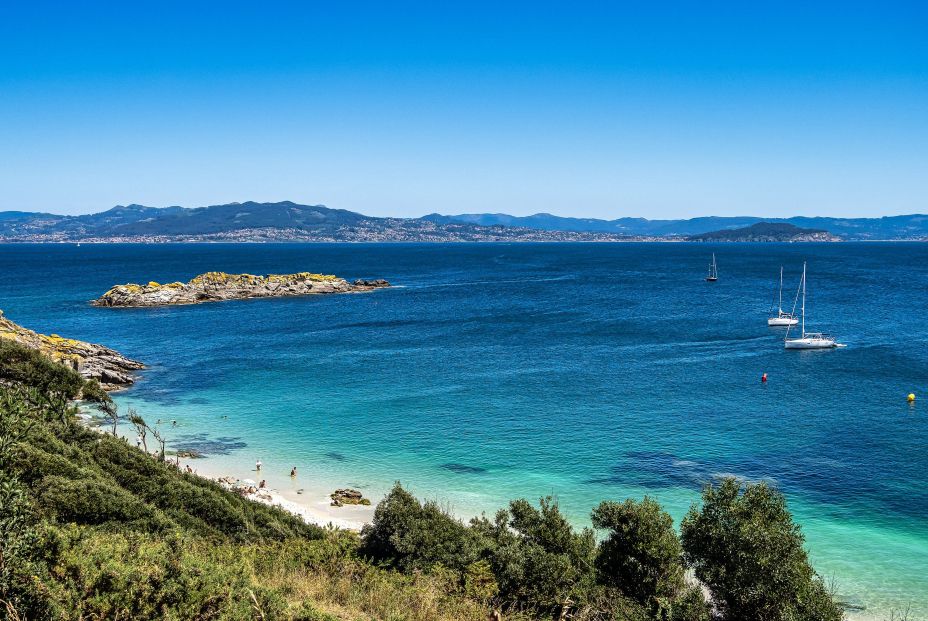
xmin=330 ymin=488 xmax=371 ymax=507
xmin=0 ymin=310 xmax=143 ymax=391
xmin=93 ymin=272 xmax=391 ymax=308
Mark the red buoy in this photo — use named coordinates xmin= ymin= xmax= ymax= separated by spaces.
xmin=761 ymin=373 xmax=768 ymax=383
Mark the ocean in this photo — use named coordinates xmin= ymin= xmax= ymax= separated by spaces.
xmin=3 ymin=242 xmax=926 ymax=618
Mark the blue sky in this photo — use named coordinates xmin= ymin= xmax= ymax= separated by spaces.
xmin=1 ymin=2 xmax=925 ymax=218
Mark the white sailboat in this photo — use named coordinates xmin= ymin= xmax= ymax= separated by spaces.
xmin=768 ymin=266 xmax=798 ymax=326
xmin=784 ymin=262 xmax=838 ymax=349
xmin=705 ymin=253 xmax=718 ymax=282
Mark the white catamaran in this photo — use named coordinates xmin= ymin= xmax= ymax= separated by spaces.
xmin=706 ymin=253 xmax=718 ymax=282
xmin=784 ymin=262 xmax=839 ymax=349
xmin=768 ymin=266 xmax=799 ymax=326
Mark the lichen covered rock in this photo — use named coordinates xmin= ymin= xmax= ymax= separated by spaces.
xmin=330 ymin=488 xmax=371 ymax=507
xmin=93 ymin=271 xmax=390 ymax=307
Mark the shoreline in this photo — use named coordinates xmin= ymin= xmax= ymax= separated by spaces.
xmin=85 ymin=410 xmax=895 ymax=621
xmin=178 ymin=451 xmax=882 ymax=621
xmin=178 ymin=453 xmax=375 ymax=531
xmin=79 ymin=407 xmax=376 ymax=531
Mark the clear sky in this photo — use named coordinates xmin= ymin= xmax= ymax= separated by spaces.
xmin=1 ymin=1 xmax=925 ymax=219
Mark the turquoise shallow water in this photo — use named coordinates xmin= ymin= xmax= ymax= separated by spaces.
xmin=2 ymin=242 xmax=927 ymax=618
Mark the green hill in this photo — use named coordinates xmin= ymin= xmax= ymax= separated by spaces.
xmin=687 ymin=222 xmax=838 ymax=242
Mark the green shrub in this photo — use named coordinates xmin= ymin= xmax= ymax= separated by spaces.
xmin=591 ymin=497 xmax=684 ymax=608
xmin=0 ymin=386 xmax=51 ymax=619
xmin=0 ymin=339 xmax=88 ymax=400
xmin=292 ymin=602 xmax=340 ymax=621
xmin=463 ymin=559 xmax=499 ymax=603
xmin=479 ymin=497 xmax=597 ymax=615
xmin=80 ymin=378 xmax=110 ymax=404
xmin=680 ymin=478 xmax=842 ymax=621
xmin=36 ymin=474 xmax=162 ymax=527
xmin=669 ymin=586 xmax=712 ymax=621
xmin=45 ymin=525 xmax=288 ymax=620
xmin=360 ymin=482 xmax=488 ymax=573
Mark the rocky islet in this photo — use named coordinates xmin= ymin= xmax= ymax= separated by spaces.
xmin=93 ymin=271 xmax=390 ymax=307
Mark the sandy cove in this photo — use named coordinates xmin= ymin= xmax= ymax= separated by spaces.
xmin=78 ymin=407 xmax=376 ymax=531
xmin=177 ymin=453 xmax=375 ymax=531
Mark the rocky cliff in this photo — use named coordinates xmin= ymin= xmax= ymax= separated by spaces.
xmin=0 ymin=310 xmax=143 ymax=390
xmin=93 ymin=271 xmax=391 ymax=307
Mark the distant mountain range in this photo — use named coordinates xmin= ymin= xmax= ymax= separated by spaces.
xmin=0 ymin=201 xmax=925 ymax=242
xmin=424 ymin=212 xmax=928 ymax=239
xmin=0 ymin=202 xmax=634 ymax=243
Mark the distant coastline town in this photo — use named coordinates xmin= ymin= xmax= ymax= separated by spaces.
xmin=1 ymin=201 xmax=925 ymax=243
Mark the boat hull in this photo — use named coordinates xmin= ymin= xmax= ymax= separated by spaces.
xmin=785 ymin=337 xmax=837 ymax=349
xmin=768 ymin=317 xmax=799 ymax=326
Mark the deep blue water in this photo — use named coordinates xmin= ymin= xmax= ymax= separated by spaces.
xmin=2 ymin=242 xmax=927 ymax=618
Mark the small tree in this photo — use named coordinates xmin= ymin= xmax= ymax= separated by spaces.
xmin=100 ymin=399 xmax=119 ymax=436
xmin=128 ymin=409 xmax=148 ymax=453
xmin=680 ymin=478 xmax=842 ymax=621
xmin=359 ymin=482 xmax=487 ymax=573
xmin=486 ymin=497 xmax=598 ymax=616
xmin=591 ymin=497 xmax=684 ymax=610
xmin=149 ymin=425 xmax=166 ymax=462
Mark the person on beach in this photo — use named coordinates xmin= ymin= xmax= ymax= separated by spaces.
xmin=259 ymin=480 xmax=266 ymax=489
xmin=256 ymin=459 xmax=262 ymax=471
xmin=290 ymin=467 xmax=297 ymax=477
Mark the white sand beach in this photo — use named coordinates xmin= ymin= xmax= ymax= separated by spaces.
xmin=179 ymin=454 xmax=375 ymax=530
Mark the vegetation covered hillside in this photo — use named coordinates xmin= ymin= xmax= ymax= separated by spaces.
xmin=1 ymin=338 xmax=843 ymax=620
xmin=687 ymin=222 xmax=838 ymax=242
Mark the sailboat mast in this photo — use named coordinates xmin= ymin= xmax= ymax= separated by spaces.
xmin=801 ymin=262 xmax=806 ymax=336
xmin=778 ymin=266 xmax=783 ymax=312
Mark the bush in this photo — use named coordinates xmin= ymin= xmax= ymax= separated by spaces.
xmin=591 ymin=497 xmax=685 ymax=609
xmin=480 ymin=497 xmax=598 ymax=614
xmin=680 ymin=478 xmax=842 ymax=621
xmin=35 ymin=475 xmax=163 ymax=527
xmin=0 ymin=388 xmax=50 ymax=619
xmin=463 ymin=559 xmax=499 ymax=602
xmin=45 ymin=526 xmax=287 ymax=620
xmin=360 ymin=482 xmax=488 ymax=573
xmin=0 ymin=339 xmax=88 ymax=400
xmin=669 ymin=586 xmax=712 ymax=621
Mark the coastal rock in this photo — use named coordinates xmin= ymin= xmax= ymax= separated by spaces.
xmin=330 ymin=488 xmax=371 ymax=507
xmin=0 ymin=310 xmax=143 ymax=392
xmin=93 ymin=271 xmax=391 ymax=307
xmin=353 ymin=279 xmax=390 ymax=288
